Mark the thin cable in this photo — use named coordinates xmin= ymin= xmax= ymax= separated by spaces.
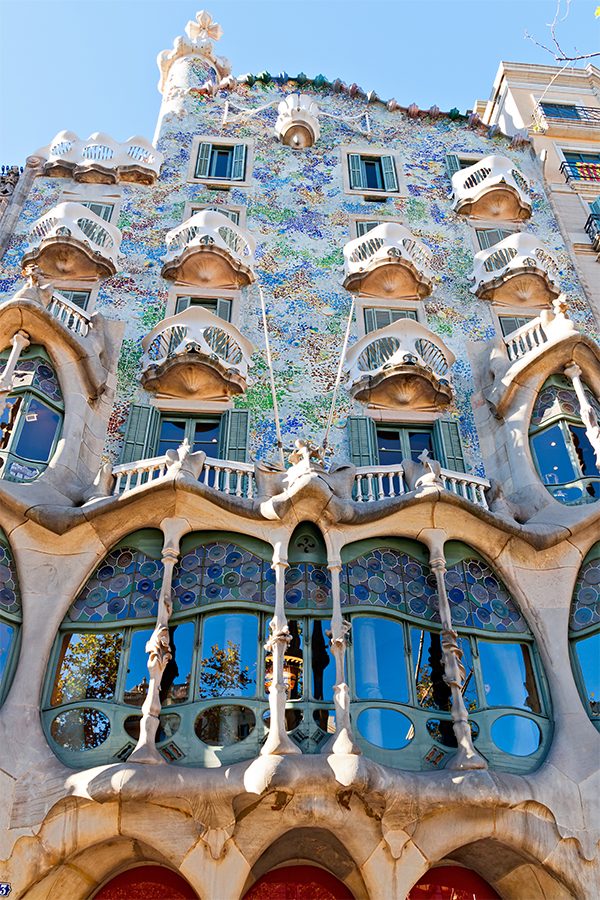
xmin=258 ymin=284 xmax=285 ymax=468
xmin=323 ymin=297 xmax=355 ymax=452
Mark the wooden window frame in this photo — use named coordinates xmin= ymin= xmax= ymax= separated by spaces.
xmin=341 ymin=145 xmax=407 ymax=199
xmin=187 ymin=135 xmax=254 ymax=188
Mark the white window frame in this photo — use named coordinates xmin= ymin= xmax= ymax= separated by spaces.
xmin=491 ymin=302 xmax=543 ymax=340
xmin=341 ymin=145 xmax=406 ymax=199
xmin=149 ymin=397 xmax=233 ymax=415
xmin=59 ymin=187 xmax=123 ymax=224
xmin=183 ymin=201 xmax=247 ymax=228
xmin=349 ymin=214 xmax=405 ymax=239
xmin=468 ymin=219 xmax=521 ymax=254
xmin=50 ymin=280 xmax=99 ymax=314
xmin=355 ymin=297 xmax=424 ymax=339
xmin=188 ymin=135 xmax=254 ymax=188
xmin=165 ymin=285 xmax=241 ymax=328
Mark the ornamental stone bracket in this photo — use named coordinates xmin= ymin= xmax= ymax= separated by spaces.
xmin=0 ymin=266 xmax=124 ymax=401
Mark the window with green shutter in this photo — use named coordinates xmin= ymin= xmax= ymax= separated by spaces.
xmin=376 ymin=424 xmax=437 ymax=466
xmin=433 ymin=419 xmax=466 ymax=473
xmin=364 ymin=307 xmax=418 ymax=334
xmin=175 ymin=295 xmax=232 ymax=321
xmin=347 ymin=416 xmax=378 ymax=467
xmin=195 ymin=142 xmax=248 ymax=182
xmin=120 ymin=404 xmax=161 ymax=464
xmin=192 ymin=206 xmax=241 ymax=225
xmin=218 ymin=409 xmax=250 ymax=462
xmin=79 ymin=201 xmax=114 ymax=222
xmin=348 ymin=154 xmax=399 ymax=193
xmin=498 ymin=314 xmax=535 ymax=338
xmin=355 ymin=220 xmax=380 ymax=237
xmin=475 ymin=227 xmax=514 ymax=250
xmin=56 ymin=289 xmax=92 ymax=310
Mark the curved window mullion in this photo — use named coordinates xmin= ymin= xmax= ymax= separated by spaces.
xmin=569 ymin=543 xmax=600 ymax=731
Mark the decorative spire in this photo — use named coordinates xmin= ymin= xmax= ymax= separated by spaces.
xmin=157 ymin=10 xmax=232 ymax=95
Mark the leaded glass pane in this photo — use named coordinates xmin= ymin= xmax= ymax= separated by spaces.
xmin=444 ymin=557 xmax=527 ymax=632
xmin=341 ymin=548 xmax=436 ymax=617
xmin=0 ymin=541 xmax=20 ymax=618
xmin=570 ymin=553 xmax=600 ymax=632
xmin=172 ymin=541 xmax=267 ymax=611
xmin=68 ymin=547 xmax=163 ymax=622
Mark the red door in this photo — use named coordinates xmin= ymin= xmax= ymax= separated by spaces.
xmin=408 ymin=865 xmax=500 ymax=900
xmin=243 ymin=865 xmax=354 ymax=900
xmin=93 ymin=865 xmax=197 ymax=900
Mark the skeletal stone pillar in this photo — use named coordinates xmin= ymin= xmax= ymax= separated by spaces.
xmin=129 ymin=518 xmax=184 ymax=764
xmin=564 ymin=362 xmax=600 ymax=470
xmin=261 ymin=543 xmax=300 ymax=755
xmin=324 ymin=562 xmax=360 ymax=755
xmin=423 ymin=529 xmax=487 ymax=770
xmin=0 ymin=330 xmax=30 ymax=416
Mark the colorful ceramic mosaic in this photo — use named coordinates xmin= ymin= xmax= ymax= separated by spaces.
xmin=341 ymin=548 xmax=439 ymax=619
xmin=0 ymin=58 xmax=596 ymax=476
xmin=570 ymin=546 xmax=600 ymax=632
xmin=444 ymin=557 xmax=527 ymax=632
xmin=0 ymin=537 xmax=20 ymax=620
xmin=68 ymin=547 xmax=164 ymax=622
xmin=172 ymin=541 xmax=273 ymax=610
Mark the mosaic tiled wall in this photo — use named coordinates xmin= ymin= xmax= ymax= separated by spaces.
xmin=0 ymin=54 xmax=596 ymax=475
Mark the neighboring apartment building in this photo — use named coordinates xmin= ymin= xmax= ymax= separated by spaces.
xmin=0 ymin=12 xmax=598 ymax=900
xmin=476 ymin=61 xmax=600 ymax=323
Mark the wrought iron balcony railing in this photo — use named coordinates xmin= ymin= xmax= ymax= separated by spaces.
xmin=585 ymin=213 xmax=600 ymax=251
xmin=534 ymin=104 xmax=600 ymax=132
xmin=451 ymin=155 xmax=531 ymax=221
xmin=560 ymin=161 xmax=600 ymax=183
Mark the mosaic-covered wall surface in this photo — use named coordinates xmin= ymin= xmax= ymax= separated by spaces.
xmin=0 ymin=52 xmax=596 ymax=474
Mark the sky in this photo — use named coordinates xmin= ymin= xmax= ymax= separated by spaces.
xmin=0 ymin=0 xmax=598 ymax=164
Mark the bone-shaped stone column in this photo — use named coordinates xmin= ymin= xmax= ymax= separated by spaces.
xmin=324 ymin=561 xmax=360 ymax=755
xmin=0 ymin=330 xmax=30 ymax=416
xmin=129 ymin=517 xmax=187 ymax=764
xmin=261 ymin=539 xmax=300 ymax=755
xmin=564 ymin=362 xmax=600 ymax=470
xmin=421 ymin=529 xmax=487 ymax=770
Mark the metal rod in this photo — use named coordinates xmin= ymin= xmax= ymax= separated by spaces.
xmin=323 ymin=297 xmax=355 ymax=451
xmin=258 ymin=284 xmax=285 ymax=467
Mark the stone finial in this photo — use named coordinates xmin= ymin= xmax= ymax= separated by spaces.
xmin=185 ymin=9 xmax=223 ymax=43
xmin=407 ymin=103 xmax=420 ymax=119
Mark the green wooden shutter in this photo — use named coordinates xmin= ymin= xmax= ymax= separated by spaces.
xmin=121 ymin=404 xmax=160 ymax=463
xmin=590 ymin=198 xmax=600 ymax=215
xmin=195 ymin=142 xmax=212 ymax=178
xmin=445 ymin=154 xmax=462 ymax=180
xmin=434 ymin=419 xmax=466 ymax=473
xmin=381 ymin=155 xmax=399 ymax=192
xmin=364 ymin=308 xmax=378 ymax=333
xmin=348 ymin=153 xmax=364 ymax=190
xmin=356 ymin=220 xmax=379 ymax=237
xmin=231 ymin=144 xmax=247 ymax=181
xmin=216 ymin=298 xmax=232 ymax=322
xmin=347 ymin=416 xmax=378 ymax=466
xmin=218 ymin=409 xmax=250 ymax=461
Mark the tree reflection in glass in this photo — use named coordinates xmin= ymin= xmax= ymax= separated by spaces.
xmin=353 ymin=617 xmax=408 ymax=702
xmin=479 ymin=641 xmax=540 ymax=712
xmin=51 ymin=632 xmax=123 ymax=705
xmin=198 ymin=613 xmax=257 ymax=699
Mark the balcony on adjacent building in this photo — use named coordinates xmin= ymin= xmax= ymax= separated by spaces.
xmin=40 ymin=131 xmax=164 ymax=185
xmin=451 ymin=155 xmax=531 ymax=221
xmin=559 ymin=160 xmax=600 ymax=184
xmin=140 ymin=305 xmax=254 ymax=400
xmin=22 ymin=202 xmax=121 ymax=280
xmin=345 ymin=318 xmax=454 ymax=410
xmin=533 ymin=103 xmax=600 ymax=137
xmin=471 ymin=232 xmax=560 ymax=306
xmin=585 ymin=213 xmax=600 ymax=252
xmin=343 ymin=223 xmax=433 ymax=299
xmin=161 ymin=210 xmax=256 ymax=288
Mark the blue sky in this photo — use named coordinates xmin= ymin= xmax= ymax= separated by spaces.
xmin=0 ymin=0 xmax=598 ymax=163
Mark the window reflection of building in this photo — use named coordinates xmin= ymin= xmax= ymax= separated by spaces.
xmin=0 ymin=531 xmax=21 ymax=707
xmin=569 ymin=543 xmax=600 ymax=732
xmin=529 ymin=375 xmax=600 ymax=506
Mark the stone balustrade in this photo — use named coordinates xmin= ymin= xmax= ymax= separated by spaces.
xmin=345 ymin=318 xmax=454 ymax=410
xmin=39 ymin=131 xmax=163 ymax=184
xmin=48 ymin=290 xmax=92 ymax=338
xmin=161 ymin=209 xmax=256 ymax=288
xmin=113 ymin=454 xmax=256 ymax=497
xmin=141 ymin=305 xmax=254 ymax=399
xmin=471 ymin=232 xmax=560 ymax=305
xmin=354 ymin=463 xmax=490 ymax=508
xmin=343 ymin=222 xmax=434 ymax=298
xmin=452 ymin=155 xmax=531 ymax=220
xmin=23 ymin=201 xmax=121 ymax=279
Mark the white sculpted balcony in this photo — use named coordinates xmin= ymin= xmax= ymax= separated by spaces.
xmin=345 ymin=319 xmax=454 ymax=410
xmin=22 ymin=202 xmax=121 ymax=280
xmin=140 ymin=306 xmax=254 ymax=400
xmin=161 ymin=210 xmax=256 ymax=288
xmin=471 ymin=233 xmax=560 ymax=307
xmin=451 ymin=155 xmax=531 ymax=221
xmin=39 ymin=131 xmax=164 ymax=185
xmin=343 ymin=223 xmax=433 ymax=299
xmin=274 ymin=94 xmax=320 ymax=148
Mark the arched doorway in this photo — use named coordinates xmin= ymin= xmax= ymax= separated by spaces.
xmin=408 ymin=865 xmax=500 ymax=899
xmin=243 ymin=865 xmax=354 ymax=900
xmin=93 ymin=865 xmax=197 ymax=900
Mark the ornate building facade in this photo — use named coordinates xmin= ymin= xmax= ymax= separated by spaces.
xmin=0 ymin=12 xmax=598 ymax=899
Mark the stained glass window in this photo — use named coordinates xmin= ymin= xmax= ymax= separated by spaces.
xmin=570 ymin=543 xmax=600 ymax=729
xmin=0 ymin=348 xmax=64 ymax=482
xmin=0 ymin=531 xmax=21 ymax=706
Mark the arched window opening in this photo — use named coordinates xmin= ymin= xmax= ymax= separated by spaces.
xmin=529 ymin=374 xmax=600 ymax=505
xmin=93 ymin=865 xmax=197 ymax=900
xmin=341 ymin=539 xmax=550 ymax=773
xmin=408 ymin=865 xmax=500 ymax=899
xmin=0 ymin=530 xmax=21 ymax=707
xmin=570 ymin=543 xmax=600 ymax=732
xmin=0 ymin=346 xmax=64 ymax=482
xmin=43 ymin=529 xmax=336 ymax=766
xmin=243 ymin=866 xmax=354 ymax=900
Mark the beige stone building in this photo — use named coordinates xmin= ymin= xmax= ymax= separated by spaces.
xmin=477 ymin=61 xmax=600 ymax=323
xmin=0 ymin=12 xmax=599 ymax=900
